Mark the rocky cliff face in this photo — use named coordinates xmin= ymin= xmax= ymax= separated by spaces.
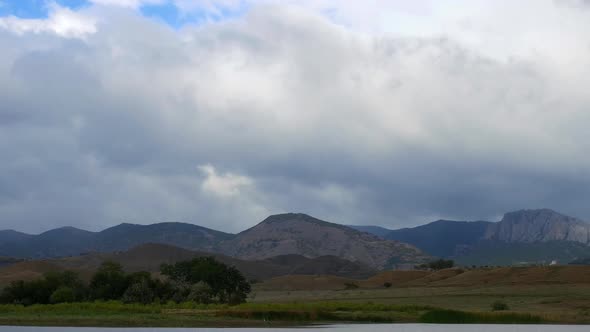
xmin=485 ymin=209 xmax=590 ymax=244
xmin=221 ymin=213 xmax=431 ymax=269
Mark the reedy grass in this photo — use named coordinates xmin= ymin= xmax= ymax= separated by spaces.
xmin=0 ymin=301 xmax=550 ymax=326
xmin=419 ymin=309 xmax=544 ymax=324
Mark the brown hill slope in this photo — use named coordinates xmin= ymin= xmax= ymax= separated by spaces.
xmin=0 ymin=243 xmax=376 ymax=287
xmin=257 ymin=265 xmax=590 ymax=291
xmin=222 ymin=213 xmax=430 ymax=269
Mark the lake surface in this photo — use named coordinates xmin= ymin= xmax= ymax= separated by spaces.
xmin=0 ymin=325 xmax=588 ymax=332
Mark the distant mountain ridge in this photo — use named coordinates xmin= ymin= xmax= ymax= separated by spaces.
xmin=0 ymin=214 xmax=431 ymax=269
xmin=0 ymin=222 xmax=233 ymax=259
xmin=2 ymin=209 xmax=589 ymax=267
xmin=347 ymin=225 xmax=393 ymax=238
xmin=385 ymin=220 xmax=493 ymax=258
xmin=378 ymin=209 xmax=590 ymax=265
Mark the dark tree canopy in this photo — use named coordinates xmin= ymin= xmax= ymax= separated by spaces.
xmin=0 ymin=271 xmax=85 ymax=305
xmin=161 ymin=256 xmax=251 ymax=304
xmin=1 ymin=257 xmax=251 ymax=306
xmin=417 ymin=259 xmax=455 ymax=270
xmin=89 ymin=261 xmax=129 ymax=301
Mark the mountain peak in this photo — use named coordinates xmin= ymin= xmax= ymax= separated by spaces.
xmin=251 ymin=213 xmax=354 ymax=234
xmin=486 ymin=208 xmax=590 ymax=244
xmin=503 ymin=208 xmax=570 ymax=220
xmin=501 ymin=209 xmax=587 ymax=225
xmin=226 ymin=213 xmax=430 ymax=269
xmin=39 ymin=226 xmax=94 ymax=237
xmin=260 ymin=213 xmax=317 ymax=223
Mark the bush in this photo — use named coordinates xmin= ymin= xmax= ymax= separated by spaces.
xmin=491 ymin=300 xmax=509 ymax=311
xmin=123 ymin=280 xmax=155 ymax=304
xmin=428 ymin=259 xmax=454 ymax=270
xmin=187 ymin=282 xmax=213 ymax=304
xmin=344 ymin=282 xmax=359 ymax=290
xmin=50 ymin=287 xmax=75 ymax=304
xmin=383 ymin=282 xmax=392 ymax=288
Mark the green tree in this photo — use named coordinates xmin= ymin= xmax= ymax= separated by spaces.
xmin=122 ymin=280 xmax=155 ymax=304
xmin=0 ymin=271 xmax=87 ymax=305
xmin=187 ymin=281 xmax=213 ymax=304
xmin=90 ymin=261 xmax=129 ymax=300
xmin=50 ymin=286 xmax=76 ymax=303
xmin=161 ymin=257 xmax=251 ymax=304
xmin=419 ymin=259 xmax=455 ymax=270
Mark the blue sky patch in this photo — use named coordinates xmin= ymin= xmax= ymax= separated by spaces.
xmin=0 ymin=0 xmax=89 ymax=18
xmin=1 ymin=0 xmax=249 ymax=28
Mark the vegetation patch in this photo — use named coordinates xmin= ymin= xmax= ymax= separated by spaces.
xmin=491 ymin=300 xmax=509 ymax=311
xmin=419 ymin=309 xmax=543 ymax=324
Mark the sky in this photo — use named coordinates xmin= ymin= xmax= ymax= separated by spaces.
xmin=1 ymin=0 xmax=590 ymax=234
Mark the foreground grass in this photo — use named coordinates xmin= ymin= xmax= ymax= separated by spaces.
xmin=0 ymin=301 xmax=550 ymax=327
xmin=419 ymin=309 xmax=542 ymax=324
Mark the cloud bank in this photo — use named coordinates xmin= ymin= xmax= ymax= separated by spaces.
xmin=1 ymin=1 xmax=590 ymax=233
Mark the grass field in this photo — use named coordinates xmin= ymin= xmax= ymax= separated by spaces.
xmin=0 ymin=299 xmax=551 ymax=326
xmin=251 ymin=283 xmax=590 ymax=324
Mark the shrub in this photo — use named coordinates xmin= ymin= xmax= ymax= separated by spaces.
xmin=187 ymin=282 xmax=213 ymax=304
xmin=491 ymin=300 xmax=509 ymax=311
xmin=383 ymin=282 xmax=392 ymax=288
xmin=122 ymin=280 xmax=155 ymax=304
xmin=344 ymin=282 xmax=359 ymax=290
xmin=50 ymin=287 xmax=75 ymax=304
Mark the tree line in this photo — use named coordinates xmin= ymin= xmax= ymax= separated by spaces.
xmin=416 ymin=259 xmax=455 ymax=270
xmin=0 ymin=257 xmax=251 ymax=306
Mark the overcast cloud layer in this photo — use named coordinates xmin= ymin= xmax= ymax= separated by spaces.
xmin=1 ymin=0 xmax=590 ymax=233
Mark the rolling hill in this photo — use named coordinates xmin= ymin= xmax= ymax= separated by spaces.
xmin=256 ymin=265 xmax=590 ymax=291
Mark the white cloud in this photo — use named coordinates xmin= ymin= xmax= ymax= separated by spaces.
xmin=198 ymin=164 xmax=254 ymax=198
xmin=0 ymin=4 xmax=96 ymax=38
xmin=1 ymin=1 xmax=590 ymax=233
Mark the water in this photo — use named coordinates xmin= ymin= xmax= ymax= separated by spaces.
xmin=0 ymin=325 xmax=588 ymax=332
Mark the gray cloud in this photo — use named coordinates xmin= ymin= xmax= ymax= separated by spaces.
xmin=1 ymin=3 xmax=590 ymax=233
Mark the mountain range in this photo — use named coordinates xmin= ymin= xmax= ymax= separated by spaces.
xmin=354 ymin=209 xmax=590 ymax=265
xmin=2 ymin=209 xmax=590 ymax=268
xmin=0 ymin=213 xmax=430 ymax=270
